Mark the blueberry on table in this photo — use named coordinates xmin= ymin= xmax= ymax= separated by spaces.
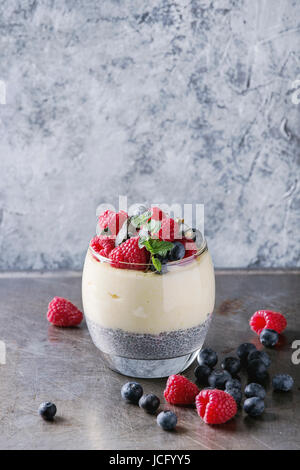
xmin=208 ymin=370 xmax=232 ymax=390
xmin=260 ymin=329 xmax=279 ymax=348
xmin=247 ymin=359 xmax=268 ymax=382
xmin=221 ymin=356 xmax=241 ymax=376
xmin=225 ymin=387 xmax=242 ymax=406
xmin=272 ymin=374 xmax=294 ymax=392
xmin=121 ymin=382 xmax=143 ymax=404
xmin=236 ymin=343 xmax=257 ymax=363
xmin=248 ymin=350 xmax=271 ymax=368
xmin=225 ymin=378 xmax=242 ymax=390
xmin=243 ymin=397 xmax=265 ymax=417
xmin=139 ymin=394 xmax=160 ymax=414
xmin=244 ymin=383 xmax=266 ymax=400
xmin=194 ymin=364 xmax=212 ymax=384
xmin=197 ymin=348 xmax=218 ymax=368
xmin=167 ymin=241 xmax=185 ymax=261
xmin=38 ymin=402 xmax=57 ymax=421
xmin=157 ymin=411 xmax=177 ymax=431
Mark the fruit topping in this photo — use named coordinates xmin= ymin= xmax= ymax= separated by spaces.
xmin=109 ymin=237 xmax=149 ymax=270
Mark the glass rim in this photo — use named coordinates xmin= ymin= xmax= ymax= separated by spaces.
xmin=89 ymin=238 xmax=208 ymax=267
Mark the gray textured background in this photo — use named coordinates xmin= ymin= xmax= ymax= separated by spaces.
xmin=0 ymin=0 xmax=299 ymax=270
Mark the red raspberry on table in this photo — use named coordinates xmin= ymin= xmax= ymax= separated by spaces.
xmin=164 ymin=375 xmax=199 ymax=405
xmin=90 ymin=236 xmax=115 ymax=258
xmin=109 ymin=236 xmax=149 ymax=271
xmin=158 ymin=218 xmax=179 ymax=242
xmin=250 ymin=310 xmax=287 ymax=335
xmin=98 ymin=210 xmax=128 ymax=238
xmin=47 ymin=297 xmax=83 ymax=327
xmin=196 ymin=389 xmax=237 ymax=424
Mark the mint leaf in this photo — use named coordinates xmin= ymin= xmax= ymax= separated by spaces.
xmin=142 ymin=239 xmax=153 ymax=252
xmin=139 ymin=238 xmax=174 ymax=257
xmin=151 ymin=255 xmax=162 ymax=272
xmin=131 ymin=210 xmax=151 ymax=228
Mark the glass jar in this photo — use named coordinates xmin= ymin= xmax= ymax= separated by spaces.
xmin=82 ymin=240 xmax=215 ymax=378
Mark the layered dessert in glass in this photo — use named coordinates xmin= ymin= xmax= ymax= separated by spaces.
xmin=82 ymin=206 xmax=215 ymax=378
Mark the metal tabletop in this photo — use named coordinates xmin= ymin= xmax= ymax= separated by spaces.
xmin=0 ymin=271 xmax=299 ymax=450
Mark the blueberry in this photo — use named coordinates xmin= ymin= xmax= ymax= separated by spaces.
xmin=221 ymin=357 xmax=241 ymax=376
xmin=225 ymin=378 xmax=242 ymax=390
xmin=167 ymin=241 xmax=185 ymax=261
xmin=272 ymin=374 xmax=294 ymax=392
xmin=226 ymin=387 xmax=242 ymax=406
xmin=157 ymin=410 xmax=177 ymax=431
xmin=194 ymin=364 xmax=212 ymax=384
xmin=121 ymin=382 xmax=143 ymax=404
xmin=139 ymin=394 xmax=160 ymax=414
xmin=38 ymin=402 xmax=57 ymax=421
xmin=247 ymin=360 xmax=268 ymax=382
xmin=150 ymin=255 xmax=168 ymax=274
xmin=248 ymin=350 xmax=271 ymax=368
xmin=260 ymin=329 xmax=279 ymax=348
xmin=197 ymin=348 xmax=218 ymax=368
xmin=244 ymin=383 xmax=266 ymax=400
xmin=208 ymin=370 xmax=232 ymax=390
xmin=236 ymin=343 xmax=257 ymax=363
xmin=244 ymin=397 xmax=265 ymax=417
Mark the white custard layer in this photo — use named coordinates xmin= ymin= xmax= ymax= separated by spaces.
xmin=82 ymin=249 xmax=215 ymax=335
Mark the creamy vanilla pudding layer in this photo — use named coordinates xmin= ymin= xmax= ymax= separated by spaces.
xmin=82 ymin=249 xmax=215 ymax=335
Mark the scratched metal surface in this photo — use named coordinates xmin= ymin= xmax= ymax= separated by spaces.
xmin=0 ymin=272 xmax=299 ymax=450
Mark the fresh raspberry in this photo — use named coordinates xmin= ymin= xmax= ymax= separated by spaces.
xmin=164 ymin=375 xmax=199 ymax=405
xmin=149 ymin=206 xmax=167 ymax=221
xmin=98 ymin=210 xmax=128 ymax=238
xmin=196 ymin=389 xmax=237 ymax=424
xmin=47 ymin=297 xmax=83 ymax=327
xmin=109 ymin=236 xmax=149 ymax=271
xmin=182 ymin=239 xmax=198 ymax=258
xmin=90 ymin=236 xmax=115 ymax=258
xmin=250 ymin=310 xmax=287 ymax=335
xmin=158 ymin=218 xmax=179 ymax=242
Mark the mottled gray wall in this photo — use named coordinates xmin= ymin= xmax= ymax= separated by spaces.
xmin=0 ymin=0 xmax=299 ymax=270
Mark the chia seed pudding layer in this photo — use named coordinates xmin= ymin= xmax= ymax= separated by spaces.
xmin=86 ymin=314 xmax=212 ymax=360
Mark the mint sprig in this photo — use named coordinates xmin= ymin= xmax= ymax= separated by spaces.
xmin=151 ymin=255 xmax=162 ymax=272
xmin=139 ymin=238 xmax=174 ymax=272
